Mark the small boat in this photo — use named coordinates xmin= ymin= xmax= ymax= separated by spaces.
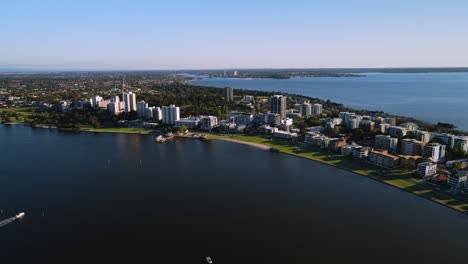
xmin=205 ymin=256 xmax=213 ymax=264
xmin=15 ymin=212 xmax=25 ymax=218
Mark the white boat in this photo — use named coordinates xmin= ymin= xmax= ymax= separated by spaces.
xmin=205 ymin=256 xmax=213 ymax=263
xmin=15 ymin=212 xmax=25 ymax=218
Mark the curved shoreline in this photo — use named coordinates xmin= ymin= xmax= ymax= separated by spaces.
xmin=208 ymin=135 xmax=468 ymax=215
xmin=212 ymin=137 xmax=271 ymax=150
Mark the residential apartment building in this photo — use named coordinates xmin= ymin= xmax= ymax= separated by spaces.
xmin=353 ymin=146 xmax=371 ymax=159
xmin=299 ymin=103 xmax=312 ymax=117
xmin=369 ymin=150 xmax=399 ymax=168
xmin=312 ymin=103 xmax=323 ymax=116
xmin=175 ymin=117 xmax=200 ymax=128
xmin=448 ymin=170 xmax=468 ymax=193
xmin=417 ymin=162 xmax=437 ymax=178
xmin=401 ymin=138 xmax=425 ymax=156
xmin=423 ymin=143 xmax=446 ymax=163
xmin=387 ymin=126 xmax=408 ymax=137
xmin=136 ymin=100 xmax=148 ymax=118
xmin=270 ymin=95 xmax=287 ymax=119
xmin=200 ymin=116 xmax=218 ymax=130
xmin=152 ymin=107 xmax=162 ymax=120
xmin=374 ymin=135 xmax=398 ymax=152
xmin=162 ymin=104 xmax=180 ymax=125
xmin=123 ymin=92 xmax=137 ymax=112
xmin=224 ymin=87 xmax=234 ymax=102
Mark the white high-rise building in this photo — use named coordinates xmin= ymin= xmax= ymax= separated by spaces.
xmin=112 ymin=96 xmax=120 ymax=103
xmin=423 ymin=143 xmax=446 ymax=163
xmin=123 ymin=92 xmax=137 ymax=113
xmin=137 ymin=100 xmax=148 ymax=118
xmin=312 ymin=103 xmax=323 ymax=116
xmin=162 ymin=105 xmax=180 ymax=125
xmin=90 ymin=96 xmax=103 ymax=108
xmin=145 ymin=107 xmax=154 ymax=119
xmin=107 ymin=102 xmax=120 ymax=114
xmin=152 ymin=107 xmax=162 ymax=121
xmin=270 ymin=95 xmax=287 ymax=119
xmin=299 ymin=103 xmax=312 ymax=117
xmin=224 ymin=87 xmax=234 ymax=102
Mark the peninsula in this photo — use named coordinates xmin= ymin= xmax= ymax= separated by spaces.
xmin=1 ymin=71 xmax=468 ymax=215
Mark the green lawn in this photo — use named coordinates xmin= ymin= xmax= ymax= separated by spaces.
xmin=80 ymin=127 xmax=152 ymax=134
xmin=208 ymin=134 xmax=468 ymax=213
xmin=0 ymin=107 xmax=37 ymax=122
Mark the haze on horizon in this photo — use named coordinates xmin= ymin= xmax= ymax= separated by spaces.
xmin=1 ymin=0 xmax=468 ymax=70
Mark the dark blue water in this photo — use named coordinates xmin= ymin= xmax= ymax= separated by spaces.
xmin=1 ymin=124 xmax=468 ymax=263
xmin=191 ymin=73 xmax=468 ymax=130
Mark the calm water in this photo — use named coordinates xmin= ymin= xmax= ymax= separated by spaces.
xmin=191 ymin=73 xmax=468 ymax=130
xmin=1 ymin=124 xmax=468 ymax=263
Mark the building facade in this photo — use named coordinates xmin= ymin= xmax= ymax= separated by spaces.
xmin=423 ymin=143 xmax=446 ymax=163
xmin=123 ymin=92 xmax=137 ymax=113
xmin=137 ymin=100 xmax=148 ymax=118
xmin=401 ymin=138 xmax=425 ymax=156
xmin=312 ymin=103 xmax=323 ymax=116
xmin=417 ymin=162 xmax=437 ymax=178
xmin=270 ymin=95 xmax=287 ymax=119
xmin=299 ymin=103 xmax=312 ymax=117
xmin=369 ymin=150 xmax=399 ymax=168
xmin=224 ymin=87 xmax=234 ymax=102
xmin=162 ymin=104 xmax=180 ymax=125
xmin=374 ymin=135 xmax=398 ymax=152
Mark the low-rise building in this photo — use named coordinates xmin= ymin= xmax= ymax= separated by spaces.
xmin=305 ymin=134 xmax=330 ymax=149
xmin=328 ymin=138 xmax=346 ymax=152
xmin=200 ymin=116 xmax=218 ymax=130
xmin=369 ymin=150 xmax=399 ymax=168
xmin=274 ymin=130 xmax=298 ymax=140
xmin=417 ymin=162 xmax=437 ymax=177
xmin=398 ymin=155 xmax=423 ymax=169
xmin=174 ymin=117 xmax=200 ymax=128
xmin=341 ymin=143 xmax=361 ymax=156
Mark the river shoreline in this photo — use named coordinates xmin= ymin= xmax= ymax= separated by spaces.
xmin=207 ymin=135 xmax=468 ymax=215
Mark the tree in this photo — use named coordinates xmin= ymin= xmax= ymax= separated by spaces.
xmin=177 ymin=125 xmax=187 ymax=133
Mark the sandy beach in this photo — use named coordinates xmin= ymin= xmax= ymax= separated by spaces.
xmin=214 ymin=137 xmax=271 ymax=150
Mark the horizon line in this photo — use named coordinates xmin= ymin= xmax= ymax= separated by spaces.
xmin=1 ymin=66 xmax=468 ymax=73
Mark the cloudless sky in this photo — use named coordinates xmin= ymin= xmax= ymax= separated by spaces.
xmin=1 ymin=0 xmax=468 ymax=70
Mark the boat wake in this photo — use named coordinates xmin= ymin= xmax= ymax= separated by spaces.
xmin=0 ymin=212 xmax=25 ymax=228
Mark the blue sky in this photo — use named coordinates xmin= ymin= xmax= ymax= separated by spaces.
xmin=1 ymin=0 xmax=468 ymax=70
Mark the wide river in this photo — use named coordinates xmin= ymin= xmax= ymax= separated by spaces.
xmin=191 ymin=72 xmax=468 ymax=131
xmin=1 ymin=125 xmax=468 ymax=263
